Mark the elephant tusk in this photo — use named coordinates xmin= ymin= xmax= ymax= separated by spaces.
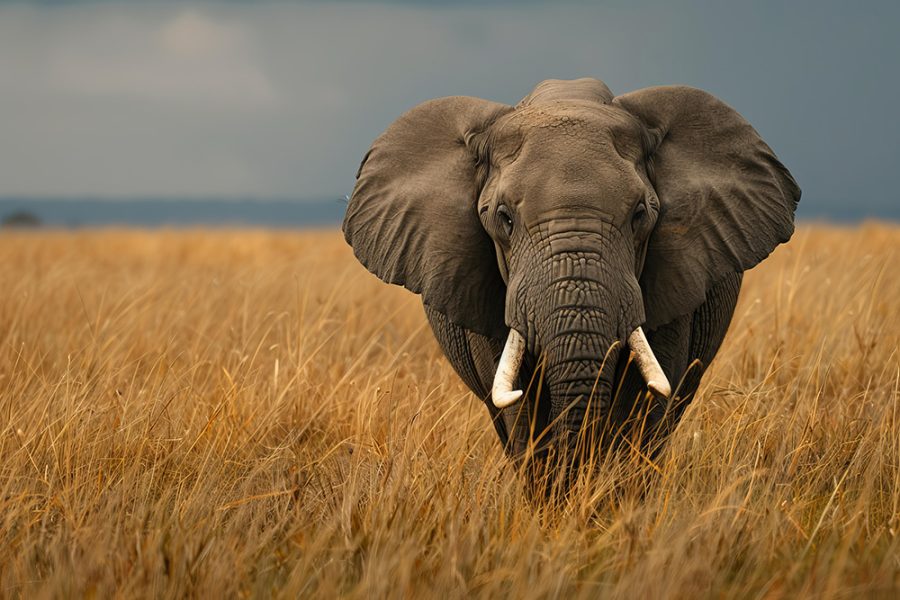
xmin=492 ymin=328 xmax=526 ymax=409
xmin=628 ymin=327 xmax=672 ymax=399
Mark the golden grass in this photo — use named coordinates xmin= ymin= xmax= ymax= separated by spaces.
xmin=1 ymin=224 xmax=898 ymax=598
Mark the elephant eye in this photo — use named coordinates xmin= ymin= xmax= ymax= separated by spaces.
xmin=497 ymin=204 xmax=514 ymax=236
xmin=632 ymin=201 xmax=647 ymax=232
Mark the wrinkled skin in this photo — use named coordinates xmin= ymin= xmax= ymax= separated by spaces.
xmin=343 ymin=78 xmax=799 ymax=478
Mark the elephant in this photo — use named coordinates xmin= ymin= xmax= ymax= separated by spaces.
xmin=343 ymin=77 xmax=799 ymax=479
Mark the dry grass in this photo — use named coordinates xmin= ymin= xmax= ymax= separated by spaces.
xmin=0 ymin=224 xmax=898 ymax=598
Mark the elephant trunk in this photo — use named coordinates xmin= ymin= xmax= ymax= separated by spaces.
xmin=543 ymin=299 xmax=623 ymax=451
xmin=531 ymin=229 xmax=646 ymax=457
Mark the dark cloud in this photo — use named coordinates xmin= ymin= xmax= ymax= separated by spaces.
xmin=0 ymin=0 xmax=896 ymax=219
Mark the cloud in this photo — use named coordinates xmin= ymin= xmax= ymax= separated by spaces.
xmin=0 ymin=1 xmax=896 ymax=219
xmin=44 ymin=8 xmax=279 ymax=110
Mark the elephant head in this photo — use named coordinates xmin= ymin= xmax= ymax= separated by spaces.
xmin=344 ymin=78 xmax=799 ymax=462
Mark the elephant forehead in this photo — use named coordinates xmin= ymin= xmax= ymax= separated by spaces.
xmin=521 ymin=110 xmax=587 ymax=134
xmin=491 ymin=104 xmax=647 ymax=169
xmin=503 ymin=104 xmax=593 ymax=138
xmin=509 ymin=133 xmax=642 ymax=194
xmin=506 ymin=102 xmax=639 ymax=136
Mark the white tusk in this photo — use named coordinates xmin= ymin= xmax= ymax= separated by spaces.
xmin=628 ymin=327 xmax=672 ymax=399
xmin=492 ymin=328 xmax=526 ymax=409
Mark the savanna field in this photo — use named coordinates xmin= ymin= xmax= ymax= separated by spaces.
xmin=1 ymin=224 xmax=898 ymax=598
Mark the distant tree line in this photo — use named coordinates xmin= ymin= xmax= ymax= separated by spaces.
xmin=2 ymin=210 xmax=42 ymax=228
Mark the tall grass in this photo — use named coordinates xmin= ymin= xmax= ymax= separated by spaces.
xmin=1 ymin=224 xmax=898 ymax=597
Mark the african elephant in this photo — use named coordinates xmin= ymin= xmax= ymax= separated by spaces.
xmin=343 ymin=77 xmax=799 ymax=476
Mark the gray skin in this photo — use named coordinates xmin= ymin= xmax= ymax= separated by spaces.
xmin=343 ymin=78 xmax=799 ymax=474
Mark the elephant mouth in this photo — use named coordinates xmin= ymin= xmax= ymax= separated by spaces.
xmin=490 ymin=326 xmax=671 ymax=410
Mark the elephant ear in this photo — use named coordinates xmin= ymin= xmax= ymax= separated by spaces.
xmin=614 ymin=86 xmax=800 ymax=330
xmin=343 ymin=96 xmax=514 ymax=339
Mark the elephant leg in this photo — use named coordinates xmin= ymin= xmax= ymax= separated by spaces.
xmin=609 ymin=272 xmax=743 ymax=449
xmin=650 ymin=271 xmax=743 ymax=445
xmin=423 ymin=306 xmax=512 ymax=449
xmin=467 ymin=332 xmax=551 ymax=459
xmin=607 ymin=313 xmax=690 ymax=442
xmin=423 ymin=306 xmax=549 ymax=458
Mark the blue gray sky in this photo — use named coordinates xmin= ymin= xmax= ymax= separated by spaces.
xmin=1 ymin=0 xmax=897 ymax=220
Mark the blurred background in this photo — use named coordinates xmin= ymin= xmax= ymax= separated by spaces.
xmin=1 ymin=0 xmax=897 ymax=228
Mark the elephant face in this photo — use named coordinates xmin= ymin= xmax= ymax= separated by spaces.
xmin=344 ymin=78 xmax=799 ymax=457
xmin=475 ymin=102 xmax=658 ymax=433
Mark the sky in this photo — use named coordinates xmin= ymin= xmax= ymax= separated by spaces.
xmin=1 ymin=0 xmax=897 ymax=220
